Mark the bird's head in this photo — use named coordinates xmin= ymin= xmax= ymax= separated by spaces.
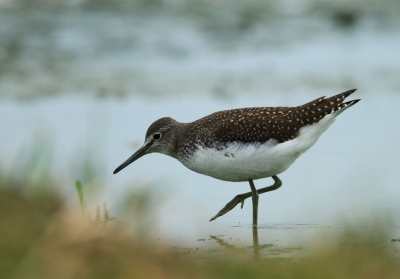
xmin=113 ymin=117 xmax=179 ymax=174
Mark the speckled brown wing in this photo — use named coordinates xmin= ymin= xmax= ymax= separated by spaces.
xmin=189 ymin=89 xmax=359 ymax=147
xmin=293 ymin=88 xmax=358 ymax=127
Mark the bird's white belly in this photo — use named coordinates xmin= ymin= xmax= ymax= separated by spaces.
xmin=183 ymin=141 xmax=297 ymax=181
xmin=181 ymin=113 xmax=338 ymax=182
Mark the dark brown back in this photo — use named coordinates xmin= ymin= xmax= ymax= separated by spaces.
xmin=185 ymin=89 xmax=359 ymax=147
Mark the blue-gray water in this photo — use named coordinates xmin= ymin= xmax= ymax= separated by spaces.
xmin=1 ymin=7 xmax=400 ymax=254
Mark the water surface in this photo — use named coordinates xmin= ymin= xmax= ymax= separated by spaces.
xmin=1 ymin=10 xmax=400 ymax=257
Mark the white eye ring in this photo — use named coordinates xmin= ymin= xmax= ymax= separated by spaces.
xmin=153 ymin=132 xmax=162 ymax=140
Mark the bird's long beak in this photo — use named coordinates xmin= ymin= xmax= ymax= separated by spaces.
xmin=113 ymin=143 xmax=151 ymax=174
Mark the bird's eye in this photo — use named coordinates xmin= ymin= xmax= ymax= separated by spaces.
xmin=153 ymin=133 xmax=162 ymax=140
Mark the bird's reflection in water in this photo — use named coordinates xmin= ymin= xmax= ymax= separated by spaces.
xmin=208 ymin=225 xmax=307 ymax=260
xmin=209 ymin=235 xmax=235 ymax=249
xmin=252 ymin=227 xmax=260 ymax=260
xmin=210 ymin=226 xmax=261 ymax=260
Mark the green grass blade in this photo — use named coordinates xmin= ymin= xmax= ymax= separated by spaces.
xmin=75 ymin=180 xmax=84 ymax=204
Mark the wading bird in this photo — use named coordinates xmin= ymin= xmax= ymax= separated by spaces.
xmin=114 ymin=89 xmax=360 ymax=226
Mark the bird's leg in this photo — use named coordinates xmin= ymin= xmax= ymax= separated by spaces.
xmin=248 ymin=179 xmax=258 ymax=227
xmin=209 ymin=175 xmax=282 ymax=222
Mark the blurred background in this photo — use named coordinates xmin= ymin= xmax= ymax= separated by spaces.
xmin=1 ymin=0 xmax=400 ymax=252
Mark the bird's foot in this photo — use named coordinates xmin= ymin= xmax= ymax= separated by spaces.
xmin=209 ymin=194 xmax=247 ymax=222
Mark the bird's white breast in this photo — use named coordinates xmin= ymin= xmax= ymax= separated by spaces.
xmin=180 ymin=112 xmax=339 ymax=182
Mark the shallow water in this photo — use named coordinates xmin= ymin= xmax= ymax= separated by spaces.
xmin=2 ymin=93 xmax=400 ymax=251
xmin=1 ymin=10 xmax=400 ymax=257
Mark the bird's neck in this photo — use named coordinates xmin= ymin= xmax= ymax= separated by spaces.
xmin=162 ymin=121 xmax=189 ymax=159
